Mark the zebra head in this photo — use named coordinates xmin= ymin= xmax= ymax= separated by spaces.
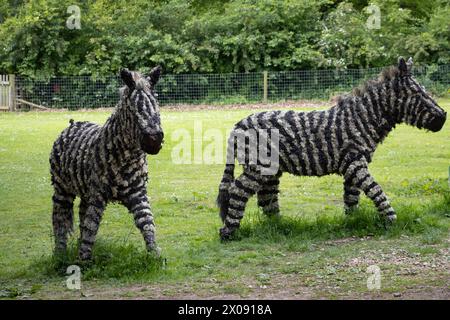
xmin=120 ymin=66 xmax=164 ymax=154
xmin=395 ymin=57 xmax=446 ymax=132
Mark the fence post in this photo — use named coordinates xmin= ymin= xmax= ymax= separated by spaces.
xmin=9 ymin=74 xmax=16 ymax=111
xmin=263 ymin=71 xmax=268 ymax=103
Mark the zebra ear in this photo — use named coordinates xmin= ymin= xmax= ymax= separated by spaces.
xmin=398 ymin=57 xmax=408 ymax=76
xmin=147 ymin=65 xmax=162 ymax=86
xmin=120 ymin=68 xmax=135 ymax=90
xmin=406 ymin=57 xmax=413 ymax=73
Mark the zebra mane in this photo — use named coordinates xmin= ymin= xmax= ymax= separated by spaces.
xmin=352 ymin=66 xmax=400 ymax=97
xmin=335 ymin=65 xmax=401 ymax=106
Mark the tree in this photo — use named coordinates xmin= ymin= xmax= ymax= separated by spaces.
xmin=0 ymin=0 xmax=448 ymax=76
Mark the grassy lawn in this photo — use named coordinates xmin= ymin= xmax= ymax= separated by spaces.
xmin=0 ymin=99 xmax=449 ymax=299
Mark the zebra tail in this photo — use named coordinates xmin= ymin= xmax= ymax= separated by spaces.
xmin=217 ymin=163 xmax=235 ymax=222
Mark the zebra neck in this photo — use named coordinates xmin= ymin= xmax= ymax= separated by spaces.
xmin=98 ymin=105 xmax=141 ymax=159
xmin=361 ymin=87 xmax=397 ymax=144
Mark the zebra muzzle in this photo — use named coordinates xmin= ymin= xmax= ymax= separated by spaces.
xmin=427 ymin=112 xmax=446 ymax=132
xmin=141 ymin=132 xmax=164 ymax=155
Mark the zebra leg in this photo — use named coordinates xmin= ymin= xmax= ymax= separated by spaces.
xmin=343 ymin=181 xmax=361 ymax=214
xmin=257 ymin=176 xmax=280 ymax=217
xmin=52 ymin=190 xmax=75 ymax=253
xmin=342 ymin=156 xmax=396 ymax=222
xmin=220 ymin=170 xmax=261 ymax=240
xmin=79 ymin=199 xmax=106 ymax=261
xmin=78 ymin=198 xmax=88 ymax=237
xmin=122 ymin=192 xmax=159 ymax=255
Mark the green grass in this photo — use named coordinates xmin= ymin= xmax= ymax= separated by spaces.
xmin=0 ymin=99 xmax=449 ymax=299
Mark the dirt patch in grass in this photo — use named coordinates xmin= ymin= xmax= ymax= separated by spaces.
xmin=342 ymin=245 xmax=449 ymax=272
xmin=160 ymin=100 xmax=331 ymax=111
xmin=25 ymin=99 xmax=331 ymax=113
xmin=26 ymin=275 xmax=316 ymax=300
xmin=323 ymin=235 xmax=374 ymax=246
xmin=358 ymin=285 xmax=449 ymax=300
xmin=28 ymin=272 xmax=447 ymax=300
xmin=22 ymin=239 xmax=449 ymax=300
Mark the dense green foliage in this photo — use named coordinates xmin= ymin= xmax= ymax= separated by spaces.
xmin=0 ymin=0 xmax=449 ymax=77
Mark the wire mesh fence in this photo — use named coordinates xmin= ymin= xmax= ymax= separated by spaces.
xmin=12 ymin=65 xmax=450 ymax=110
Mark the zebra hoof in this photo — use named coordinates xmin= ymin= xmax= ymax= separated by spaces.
xmin=78 ymin=252 xmax=93 ymax=262
xmin=382 ymin=213 xmax=397 ymax=230
xmin=263 ymin=210 xmax=281 ymax=218
xmin=344 ymin=204 xmax=359 ymax=215
xmin=147 ymin=244 xmax=162 ymax=257
xmin=53 ymin=246 xmax=67 ymax=257
xmin=386 ymin=214 xmax=397 ymax=223
xmin=219 ymin=226 xmax=234 ymax=241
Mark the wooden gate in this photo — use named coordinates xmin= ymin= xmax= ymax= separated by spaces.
xmin=0 ymin=75 xmax=16 ymax=111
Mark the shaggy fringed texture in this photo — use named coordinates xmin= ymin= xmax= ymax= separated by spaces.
xmin=218 ymin=58 xmax=447 ymax=240
xmin=50 ymin=67 xmax=164 ymax=260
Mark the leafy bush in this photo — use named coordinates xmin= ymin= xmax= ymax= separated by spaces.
xmin=1 ymin=0 xmax=449 ymax=77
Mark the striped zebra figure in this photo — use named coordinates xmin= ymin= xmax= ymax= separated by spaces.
xmin=50 ymin=67 xmax=164 ymax=260
xmin=217 ymin=57 xmax=447 ymax=240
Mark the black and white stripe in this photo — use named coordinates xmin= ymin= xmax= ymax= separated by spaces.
xmin=217 ymin=57 xmax=447 ymax=239
xmin=50 ymin=66 xmax=164 ymax=260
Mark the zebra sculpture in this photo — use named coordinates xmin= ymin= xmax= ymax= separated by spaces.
xmin=217 ymin=57 xmax=447 ymax=240
xmin=50 ymin=66 xmax=164 ymax=260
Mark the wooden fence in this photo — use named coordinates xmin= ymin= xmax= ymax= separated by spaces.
xmin=0 ymin=75 xmax=16 ymax=111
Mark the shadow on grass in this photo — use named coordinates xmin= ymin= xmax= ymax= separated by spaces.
xmin=30 ymin=239 xmax=165 ymax=280
xmin=236 ymin=192 xmax=450 ymax=243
